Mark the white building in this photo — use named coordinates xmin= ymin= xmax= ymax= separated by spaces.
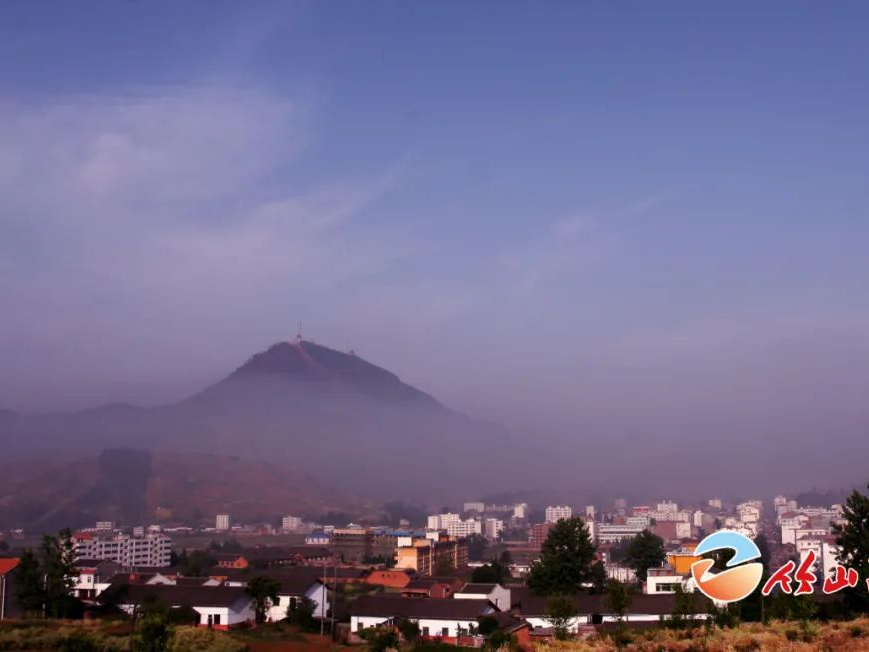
xmin=73 ymin=532 xmax=171 ymax=568
xmin=596 ymin=523 xmax=646 ymax=543
xmin=513 ymin=503 xmax=528 ymax=519
xmin=281 ymin=516 xmax=302 ymax=531
xmin=585 ymin=505 xmax=596 ymax=521
xmin=798 ymin=536 xmax=840 ymax=581
xmin=545 ymin=505 xmax=572 ymax=523
xmin=454 ymin=583 xmax=511 ymax=610
xmin=484 ymin=518 xmax=504 ymax=540
xmin=708 ymin=498 xmax=722 ymax=511
xmin=781 ymin=513 xmax=810 ymax=545
xmin=95 ymin=521 xmax=114 ymax=531
xmin=645 ymin=567 xmax=696 ymax=594
xmin=351 ymin=596 xmax=496 ymax=638
xmin=215 ymin=514 xmax=230 ymax=531
xmin=656 ymin=501 xmax=678 ymax=514
xmin=447 ymin=518 xmax=482 ymax=538
xmin=463 ymin=501 xmax=485 ymax=513
xmin=427 ymin=513 xmax=461 ymax=530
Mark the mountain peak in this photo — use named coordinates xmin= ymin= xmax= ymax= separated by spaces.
xmin=223 ymin=340 xmax=439 ymax=404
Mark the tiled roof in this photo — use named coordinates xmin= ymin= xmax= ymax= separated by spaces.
xmin=0 ymin=558 xmax=19 ymax=576
xmin=349 ymin=595 xmax=494 ymax=619
xmin=101 ymin=583 xmax=250 ymax=608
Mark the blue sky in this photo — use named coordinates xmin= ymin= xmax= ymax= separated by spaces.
xmin=2 ymin=1 xmax=869 ymax=485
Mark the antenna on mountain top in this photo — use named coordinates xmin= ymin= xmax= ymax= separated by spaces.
xmin=294 ymin=321 xmax=303 ymax=344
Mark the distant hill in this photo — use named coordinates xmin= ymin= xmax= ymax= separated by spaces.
xmin=0 ymin=340 xmax=518 ymax=503
xmin=0 ymin=448 xmax=364 ymax=530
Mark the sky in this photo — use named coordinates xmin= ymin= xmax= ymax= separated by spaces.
xmin=2 ymin=2 xmax=869 ymax=490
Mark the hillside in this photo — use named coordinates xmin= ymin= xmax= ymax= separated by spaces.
xmin=0 ymin=448 xmax=364 ymax=530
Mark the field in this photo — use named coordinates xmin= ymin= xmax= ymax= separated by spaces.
xmin=535 ymin=618 xmax=869 ymax=651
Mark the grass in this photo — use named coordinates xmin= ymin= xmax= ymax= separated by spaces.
xmin=532 ymin=617 xmax=869 ymax=651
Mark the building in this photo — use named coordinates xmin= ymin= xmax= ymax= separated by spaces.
xmin=305 ymin=530 xmax=331 ymax=545
xmin=350 ymin=595 xmax=497 ymax=640
xmin=596 ymin=522 xmax=646 ymax=544
xmin=73 ymin=532 xmax=171 ymax=568
xmin=1 ymin=558 xmax=20 ymax=620
xmin=454 ymin=582 xmax=511 ymax=610
xmin=427 ymin=513 xmax=461 ymax=531
xmin=645 ymin=567 xmax=695 ymax=594
xmin=463 ymin=501 xmax=485 ymax=513
xmin=215 ymin=514 xmax=230 ymax=531
xmin=281 ymin=516 xmax=302 ymax=531
xmin=585 ymin=505 xmax=596 ymax=521
xmin=446 ymin=518 xmax=482 ymax=539
xmin=103 ymin=584 xmax=254 ymax=630
xmin=484 ymin=518 xmax=504 ymax=540
xmin=513 ymin=503 xmax=528 ymax=519
xmin=395 ymin=538 xmax=468 ymax=576
xmin=545 ymin=506 xmax=572 ymax=523
xmin=331 ymin=527 xmax=372 ymax=562
xmin=72 ymin=559 xmax=121 ymax=600
xmin=95 ymin=521 xmax=115 ymax=532
xmin=528 ymin=522 xmax=553 ymax=549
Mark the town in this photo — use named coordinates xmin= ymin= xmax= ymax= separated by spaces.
xmin=0 ymin=490 xmax=858 ymax=649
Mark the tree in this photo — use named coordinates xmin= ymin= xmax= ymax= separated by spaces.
xmin=0 ymin=540 xmax=8 ymax=552
xmin=477 ymin=615 xmax=499 ymax=636
xmin=179 ymin=550 xmax=216 ymax=577
xmin=499 ymin=549 xmax=512 ymax=567
xmin=466 ymin=534 xmax=488 ymax=562
xmin=544 ymin=595 xmax=578 ymax=640
xmin=131 ymin=614 xmax=172 ymax=652
xmin=399 ymin=619 xmax=420 ymax=643
xmin=624 ymin=529 xmax=666 ymax=582
xmin=287 ymin=596 xmax=317 ymax=631
xmin=434 ymin=555 xmax=454 ymax=576
xmin=472 ymin=559 xmax=509 ymax=584
xmin=604 ymin=580 xmax=632 ymax=622
xmin=528 ymin=517 xmax=596 ymax=595
xmin=833 ymin=481 xmax=869 ymax=612
xmin=40 ymin=529 xmax=80 ymax=618
xmin=15 ymin=549 xmax=44 ymax=615
xmin=668 ymin=584 xmax=698 ymax=629
xmin=588 ymin=560 xmax=607 ymax=594
xmin=247 ymin=576 xmax=280 ymax=624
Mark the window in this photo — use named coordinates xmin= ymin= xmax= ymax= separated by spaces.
xmin=213 ymin=614 xmax=221 ymax=626
xmin=422 ymin=627 xmax=429 ymax=636
xmin=441 ymin=627 xmax=449 ymax=637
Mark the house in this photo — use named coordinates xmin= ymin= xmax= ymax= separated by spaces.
xmin=247 ymin=546 xmax=332 ymax=567
xmin=101 ymin=584 xmax=255 ymax=630
xmin=214 ymin=553 xmax=249 ymax=569
xmin=366 ymin=569 xmax=416 ymax=589
xmin=349 ymin=594 xmax=497 ymax=639
xmin=401 ymin=578 xmax=455 ymax=599
xmin=265 ymin=573 xmax=330 ymax=623
xmin=512 ymin=590 xmax=712 ymax=629
xmin=454 ymin=583 xmax=511 ymax=610
xmin=1 ymin=558 xmax=20 ymax=620
xmin=72 ymin=559 xmax=121 ymax=600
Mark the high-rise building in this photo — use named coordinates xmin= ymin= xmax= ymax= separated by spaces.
xmin=215 ymin=514 xmax=230 ymax=531
xmin=529 ymin=522 xmax=553 ymax=549
xmin=282 ymin=516 xmax=302 ymax=531
xmin=447 ymin=518 xmax=482 ymax=538
xmin=513 ymin=503 xmax=528 ymax=519
xmin=585 ymin=505 xmax=596 ymax=521
xmin=427 ymin=513 xmax=461 ymax=530
xmin=463 ymin=501 xmax=485 ymax=513
xmin=545 ymin=505 xmax=572 ymax=523
xmin=484 ymin=518 xmax=504 ymax=540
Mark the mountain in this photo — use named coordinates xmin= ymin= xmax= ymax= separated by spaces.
xmin=0 ymin=448 xmax=366 ymax=531
xmin=1 ymin=340 xmax=518 ymax=503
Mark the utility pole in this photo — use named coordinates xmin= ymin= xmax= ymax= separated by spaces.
xmin=330 ymin=564 xmax=337 ymax=637
xmin=1 ymin=574 xmax=6 ymax=621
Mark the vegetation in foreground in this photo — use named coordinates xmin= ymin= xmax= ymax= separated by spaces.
xmin=533 ymin=617 xmax=869 ymax=651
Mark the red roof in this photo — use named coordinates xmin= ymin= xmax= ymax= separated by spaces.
xmin=0 ymin=558 xmax=20 ymax=576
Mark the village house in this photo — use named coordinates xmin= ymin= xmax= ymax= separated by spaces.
xmin=454 ymin=582 xmax=511 ymax=610
xmin=349 ymin=594 xmax=497 ymax=640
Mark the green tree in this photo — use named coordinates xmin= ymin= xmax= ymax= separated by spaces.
xmin=528 ymin=517 xmax=596 ymax=595
xmin=477 ymin=615 xmax=499 ymax=636
xmin=179 ymin=549 xmax=216 ymax=577
xmin=287 ymin=596 xmax=317 ymax=631
xmin=472 ymin=559 xmax=509 ymax=583
xmin=833 ymin=481 xmax=869 ymax=612
xmin=668 ymin=584 xmax=698 ymax=629
xmin=15 ymin=549 xmax=45 ymax=615
xmin=466 ymin=534 xmax=488 ymax=562
xmin=588 ymin=560 xmax=607 ymax=594
xmin=434 ymin=555 xmax=454 ymax=576
xmin=544 ymin=595 xmax=578 ymax=640
xmin=624 ymin=529 xmax=666 ymax=582
xmin=398 ymin=618 xmax=420 ymax=643
xmin=41 ymin=529 xmax=79 ymax=618
xmin=132 ymin=615 xmax=172 ymax=652
xmin=604 ymin=580 xmax=633 ymax=622
xmin=247 ymin=575 xmax=280 ymax=624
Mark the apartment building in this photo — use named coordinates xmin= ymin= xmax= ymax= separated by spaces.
xmin=215 ymin=514 xmax=230 ymax=531
xmin=545 ymin=506 xmax=572 ymax=523
xmin=281 ymin=516 xmax=302 ymax=531
xmin=395 ymin=538 xmax=468 ymax=576
xmin=73 ymin=532 xmax=171 ymax=568
xmin=427 ymin=513 xmax=461 ymax=531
